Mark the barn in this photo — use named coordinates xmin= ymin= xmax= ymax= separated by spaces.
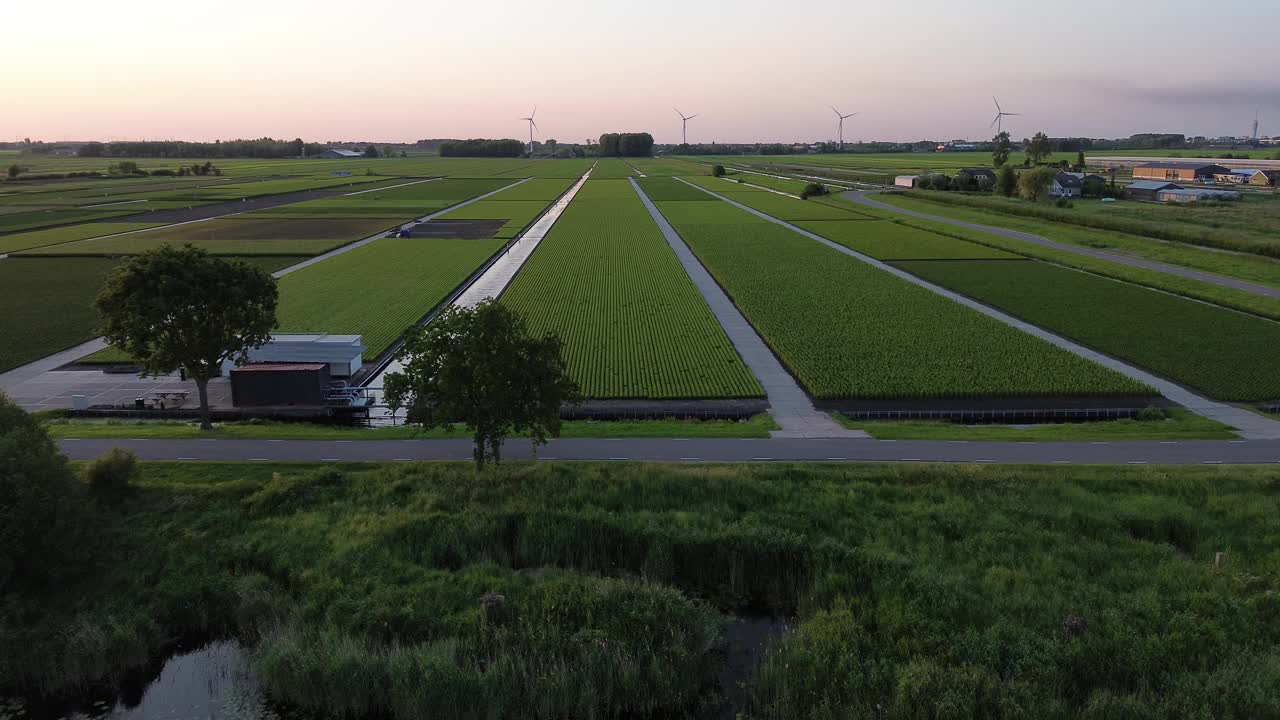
xmin=1132 ymin=162 xmax=1229 ymax=182
xmin=894 ymin=175 xmax=919 ymax=188
xmin=1125 ymin=180 xmax=1182 ymax=201
xmin=316 ymin=149 xmax=364 ymax=159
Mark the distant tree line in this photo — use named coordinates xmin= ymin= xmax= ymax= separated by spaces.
xmin=439 ymin=139 xmax=525 ymax=158
xmin=596 ymin=133 xmax=654 ymax=157
xmin=77 ymin=138 xmax=327 ymax=159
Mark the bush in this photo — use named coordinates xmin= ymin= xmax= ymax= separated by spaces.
xmin=1054 ymin=197 xmax=1074 ymax=208
xmin=799 ymin=182 xmax=829 ymax=200
xmin=711 ymin=164 xmax=726 ymax=177
xmin=84 ymin=447 xmax=139 ymax=498
xmin=0 ymin=392 xmax=80 ymax=590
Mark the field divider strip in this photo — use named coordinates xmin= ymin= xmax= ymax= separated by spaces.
xmin=846 ymin=190 xmax=1280 ymax=300
xmin=630 ymin=178 xmax=865 ymax=439
xmin=342 ymin=177 xmax=438 ymax=196
xmin=675 ymin=177 xmax=1280 ymax=440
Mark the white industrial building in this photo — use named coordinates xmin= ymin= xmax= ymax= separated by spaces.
xmin=223 ymin=334 xmax=367 ymax=377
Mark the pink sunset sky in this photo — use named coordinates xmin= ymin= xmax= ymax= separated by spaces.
xmin=6 ymin=0 xmax=1278 ymax=144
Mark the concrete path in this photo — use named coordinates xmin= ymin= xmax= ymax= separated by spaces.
xmin=679 ymin=179 xmax=1280 ymax=440
xmin=630 ymin=178 xmax=864 ymax=439
xmin=844 ymin=190 xmax=1280 ymax=300
xmin=365 ymin=171 xmax=592 ymax=390
xmin=55 ymin=436 xmax=1280 ymax=465
xmin=0 ymin=179 xmax=533 ymax=411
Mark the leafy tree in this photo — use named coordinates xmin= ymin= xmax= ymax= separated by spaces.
xmin=383 ymin=300 xmax=580 ymax=470
xmin=995 ymin=166 xmax=1017 ymax=197
xmin=1075 ymin=150 xmax=1086 ymax=171
xmin=991 ymin=132 xmax=1012 ymax=166
xmin=364 ymin=144 xmax=379 ymax=158
xmin=1017 ymin=166 xmax=1058 ymax=202
xmin=382 ymin=145 xmax=393 ymax=159
xmin=975 ymin=175 xmax=995 ymax=192
xmin=0 ymin=392 xmax=81 ymax=591
xmin=95 ymin=245 xmax=279 ymax=430
xmin=799 ymin=182 xmax=828 ymax=199
xmin=544 ymin=139 xmax=558 ymax=155
xmin=711 ymin=164 xmax=726 ymax=177
xmin=6 ymin=164 xmax=19 ymax=179
xmin=78 ymin=142 xmax=104 ymax=157
xmin=1026 ymin=132 xmax=1053 ymax=165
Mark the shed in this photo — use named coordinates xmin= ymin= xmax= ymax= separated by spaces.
xmin=231 ymin=363 xmax=330 ymax=407
xmin=316 ymin=149 xmax=364 ymax=159
xmin=1125 ymin=180 xmax=1182 ymax=201
xmin=223 ymin=334 xmax=367 ymax=377
xmin=1132 ymin=162 xmax=1230 ymax=182
xmin=895 ymin=175 xmax=919 ymax=188
xmin=1157 ymin=188 xmax=1241 ymax=203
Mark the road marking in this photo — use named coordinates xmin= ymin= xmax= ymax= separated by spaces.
xmin=1160 ymin=441 xmax=1179 ymax=444
xmin=1127 ymin=461 xmax=1148 ymax=465
xmin=199 ymin=439 xmax=217 ymax=442
xmin=752 ymin=457 xmax=774 ymax=461
xmin=394 ymin=458 xmax=412 ymax=461
xmin=1202 ymin=460 xmax=1224 ymax=464
xmin=975 ymin=459 xmax=997 ymax=463
xmin=609 ymin=457 xmax=629 ymax=460
xmin=1228 ymin=440 xmax=1246 ymax=444
xmin=1090 ymin=442 xmax=1109 ymax=445
xmin=826 ymin=457 xmax=847 ymax=461
xmin=680 ymin=457 xmax=701 ymax=461
xmin=177 ymin=457 xmax=197 ymax=460
xmin=249 ymin=458 xmax=269 ymax=461
xmin=336 ymin=440 xmax=353 ymax=443
xmin=900 ymin=458 xmax=922 ymax=462
xmin=321 ymin=458 xmax=340 ymax=462
xmin=674 ymin=438 xmax=690 ymax=441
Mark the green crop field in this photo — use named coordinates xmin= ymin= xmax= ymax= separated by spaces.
xmin=501 ymin=180 xmax=762 ymax=399
xmin=0 ymin=222 xmax=165 ymax=254
xmin=0 ymin=256 xmax=296 ymax=373
xmin=590 ymin=158 xmax=639 ymax=179
xmin=681 ymin=177 xmax=859 ymax=220
xmin=635 ymin=177 xmax=718 ymax=201
xmin=0 ymin=207 xmax=140 ymax=234
xmin=275 ymin=238 xmax=505 ymax=359
xmin=724 ymin=171 xmax=813 ymax=195
xmin=433 ymin=200 xmax=552 ymax=239
xmin=794 ymin=219 xmax=1022 ymax=260
xmin=895 ymin=260 xmax=1280 ymax=402
xmin=628 ymin=157 xmax=709 ymax=176
xmin=254 ymin=178 xmax=516 ymax=218
xmin=654 ymin=199 xmax=1148 ymax=400
xmin=471 ymin=177 xmax=574 ymax=201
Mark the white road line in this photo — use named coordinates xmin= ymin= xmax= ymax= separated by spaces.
xmin=267 ymin=439 xmax=285 ymax=443
xmin=680 ymin=457 xmax=701 ymax=461
xmin=1160 ymin=441 xmax=1179 ymax=444
xmin=609 ymin=457 xmax=629 ymax=460
xmin=975 ymin=459 xmax=997 ymax=463
xmin=752 ymin=457 xmax=774 ymax=461
xmin=249 ymin=458 xmax=269 ymax=461
xmin=1203 ymin=460 xmax=1224 ymax=464
xmin=900 ymin=458 xmax=923 ymax=461
xmin=394 ymin=458 xmax=413 ymax=461
xmin=343 ymin=178 xmax=437 ymax=196
xmin=826 ymin=457 xmax=848 ymax=460
xmin=321 ymin=458 xmax=340 ymax=462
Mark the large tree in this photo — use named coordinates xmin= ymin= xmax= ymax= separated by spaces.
xmin=991 ymin=131 xmax=1012 ymax=167
xmin=383 ymin=300 xmax=580 ymax=470
xmin=95 ymin=245 xmax=278 ymax=430
xmin=1026 ymin=131 xmax=1053 ymax=165
xmin=1017 ymin=166 xmax=1059 ymax=202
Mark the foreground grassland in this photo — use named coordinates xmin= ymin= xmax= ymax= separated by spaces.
xmin=502 ymin=179 xmax=763 ymax=399
xmin=4 ymin=462 xmax=1278 ymax=718
xmin=898 ymin=260 xmax=1280 ymax=402
xmin=838 ymin=409 xmax=1237 ymax=441
xmin=656 ymin=188 xmax=1149 ymax=401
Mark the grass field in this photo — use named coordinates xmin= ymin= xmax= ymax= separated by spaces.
xmin=897 ymin=260 xmax=1280 ymax=402
xmin=275 ymin=238 xmax=504 ymax=359
xmin=837 ymin=408 xmax=1237 ymax=440
xmin=653 ymin=197 xmax=1149 ymax=400
xmin=6 ymin=461 xmax=1278 ymax=718
xmin=794 ymin=219 xmax=1022 ymax=260
xmin=0 ymin=221 xmax=165 ymax=254
xmin=501 ymin=180 xmax=763 ymax=399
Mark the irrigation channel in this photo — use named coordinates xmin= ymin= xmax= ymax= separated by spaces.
xmin=2 ymin=620 xmax=788 ymax=720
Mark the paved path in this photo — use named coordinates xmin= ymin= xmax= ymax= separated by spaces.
xmin=844 ymin=190 xmax=1280 ymax=300
xmin=630 ymin=178 xmax=862 ymax=439
xmin=678 ymin=179 xmax=1280 ymax=440
xmin=55 ymin=436 xmax=1280 ymax=465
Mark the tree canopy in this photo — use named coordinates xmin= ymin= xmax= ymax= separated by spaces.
xmin=597 ymin=133 xmax=655 ymax=157
xmin=95 ymin=245 xmax=279 ymax=429
xmin=383 ymin=300 xmax=580 ymax=470
xmin=991 ymin=131 xmax=1012 ymax=166
xmin=1026 ymin=132 xmax=1053 ymax=165
xmin=439 ymin=139 xmax=525 ymax=158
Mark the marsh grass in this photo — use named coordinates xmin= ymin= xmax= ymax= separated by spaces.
xmin=3 ymin=461 xmax=1279 ymax=718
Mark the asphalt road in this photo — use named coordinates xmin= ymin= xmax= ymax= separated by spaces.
xmin=57 ymin=437 xmax=1280 ymax=465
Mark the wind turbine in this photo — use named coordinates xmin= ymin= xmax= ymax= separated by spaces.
xmin=674 ymin=107 xmax=698 ymax=145
xmin=830 ymin=106 xmax=857 ymax=149
xmin=990 ymin=96 xmax=1020 ymax=135
xmin=519 ymin=107 xmax=538 ymax=154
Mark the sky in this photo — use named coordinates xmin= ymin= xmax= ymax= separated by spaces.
xmin=5 ymin=0 xmax=1278 ymax=145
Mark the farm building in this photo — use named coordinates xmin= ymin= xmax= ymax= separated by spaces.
xmin=1132 ymin=162 xmax=1229 ymax=182
xmin=895 ymin=175 xmax=919 ymax=188
xmin=222 ymin=334 xmax=367 ymax=377
xmin=316 ymin=149 xmax=364 ymax=159
xmin=1050 ymin=172 xmax=1083 ymax=198
xmin=1215 ymin=168 xmax=1280 ymax=186
xmin=1157 ymin=188 xmax=1241 ymax=204
xmin=1126 ymin=180 xmax=1182 ymax=201
xmin=955 ymin=167 xmax=997 ymax=187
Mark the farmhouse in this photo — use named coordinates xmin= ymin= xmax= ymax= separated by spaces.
xmin=955 ymin=167 xmax=996 ymax=186
xmin=316 ymin=149 xmax=364 ymax=159
xmin=1125 ymin=180 xmax=1182 ymax=201
xmin=1132 ymin=162 xmax=1229 ymax=182
xmin=1215 ymin=168 xmax=1280 ymax=186
xmin=895 ymin=175 xmax=919 ymax=188
xmin=1050 ymin=171 xmax=1083 ymax=198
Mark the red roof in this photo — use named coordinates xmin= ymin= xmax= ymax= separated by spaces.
xmin=234 ymin=362 xmax=327 ymax=372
